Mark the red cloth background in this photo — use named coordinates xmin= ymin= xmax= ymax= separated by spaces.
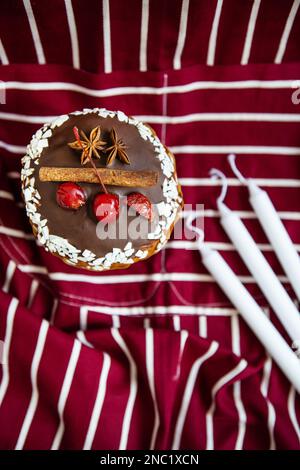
xmin=0 ymin=0 xmax=299 ymax=450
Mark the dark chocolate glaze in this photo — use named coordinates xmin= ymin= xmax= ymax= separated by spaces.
xmin=34 ymin=113 xmax=165 ymax=258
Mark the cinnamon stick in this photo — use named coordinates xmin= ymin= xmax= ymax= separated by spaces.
xmin=39 ymin=167 xmax=158 ymax=187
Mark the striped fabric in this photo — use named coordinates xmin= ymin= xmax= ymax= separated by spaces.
xmin=0 ymin=0 xmax=300 ymax=450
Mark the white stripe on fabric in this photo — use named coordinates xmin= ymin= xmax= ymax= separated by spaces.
xmin=167 ymin=240 xmax=300 ymax=252
xmin=80 ymin=305 xmax=237 ymax=317
xmin=287 ymin=385 xmax=300 ymax=443
xmin=2 ymin=261 xmax=16 ymax=294
xmin=180 ymin=330 xmax=188 ymax=355
xmin=1 ymin=79 xmax=298 ymax=96
xmin=173 ymin=330 xmax=189 ymax=380
xmin=112 ymin=315 xmax=120 ymax=328
xmin=22 ymin=0 xmax=46 ymax=64
xmin=5 ymin=111 xmax=300 ymax=125
xmin=51 ymin=340 xmax=82 ymax=450
xmin=102 ymin=0 xmax=112 ymax=73
xmin=161 ymin=72 xmax=168 ymax=144
xmin=139 ymin=0 xmax=149 ymax=72
xmin=145 ymin=326 xmax=160 ymax=450
xmin=207 ymin=0 xmax=223 ymax=66
xmin=15 ymin=320 xmax=49 ymax=449
xmin=173 ymin=315 xmax=181 ymax=331
xmin=64 ymin=0 xmax=80 ymax=69
xmin=0 ymin=111 xmax=54 ymax=123
xmin=0 ymin=226 xmax=34 ymax=239
xmin=206 ymin=359 xmax=248 ymax=449
xmin=49 ymin=272 xmax=289 ymax=284
xmin=173 ymin=0 xmax=190 ymax=70
xmin=231 ymin=315 xmax=247 ymax=450
xmin=137 ymin=112 xmax=300 ymax=123
xmin=233 ymin=380 xmax=247 ymax=450
xmin=180 ymin=177 xmax=300 ymax=188
xmin=79 ymin=306 xmax=88 ymax=331
xmin=185 ymin=205 xmax=300 ymax=223
xmin=171 ymin=341 xmax=219 ymax=450
xmin=14 ymin=268 xmax=290 ymax=285
xmin=27 ymin=279 xmax=39 ymax=309
xmin=83 ymin=352 xmax=111 ymax=450
xmin=171 ymin=145 xmax=300 ymax=155
xmin=241 ymin=0 xmax=261 ymax=65
xmin=0 ymin=39 xmax=9 ymax=65
xmin=76 ymin=331 xmax=94 ymax=348
xmin=50 ymin=298 xmax=59 ymax=325
xmin=0 ymin=298 xmax=19 ymax=407
xmin=0 ymin=141 xmax=27 ymax=154
xmin=0 ymin=191 xmax=14 ymax=200
xmin=6 ymin=172 xmax=20 ymax=179
xmin=275 ymin=0 xmax=300 ymax=64
xmin=260 ymin=356 xmax=276 ymax=450
xmin=111 ymin=328 xmax=137 ymax=450
xmin=199 ymin=316 xmax=207 ymax=338
xmin=18 ymin=265 xmax=48 ymax=274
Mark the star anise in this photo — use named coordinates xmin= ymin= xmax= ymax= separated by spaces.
xmin=106 ymin=128 xmax=130 ymax=165
xmin=68 ymin=126 xmax=106 ymax=165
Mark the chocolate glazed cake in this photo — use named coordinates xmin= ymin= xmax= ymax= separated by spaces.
xmin=21 ymin=108 xmax=183 ymax=270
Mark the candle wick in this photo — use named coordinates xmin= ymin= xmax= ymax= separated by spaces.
xmin=228 ymin=153 xmax=248 ymax=185
xmin=209 ymin=168 xmax=228 ymax=205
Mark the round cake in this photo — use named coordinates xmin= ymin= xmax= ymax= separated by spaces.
xmin=21 ymin=108 xmax=183 ymax=270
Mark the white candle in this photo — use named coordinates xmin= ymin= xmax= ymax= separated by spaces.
xmin=228 ymin=154 xmax=300 ymax=302
xmin=248 ymin=179 xmax=300 ymax=302
xmin=200 ymin=243 xmax=300 ymax=393
xmin=218 ymin=200 xmax=300 ymax=343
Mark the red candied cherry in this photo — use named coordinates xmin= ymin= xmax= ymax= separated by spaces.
xmin=93 ymin=193 xmax=119 ymax=224
xmin=127 ymin=192 xmax=153 ymax=220
xmin=56 ymin=182 xmax=87 ymax=210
